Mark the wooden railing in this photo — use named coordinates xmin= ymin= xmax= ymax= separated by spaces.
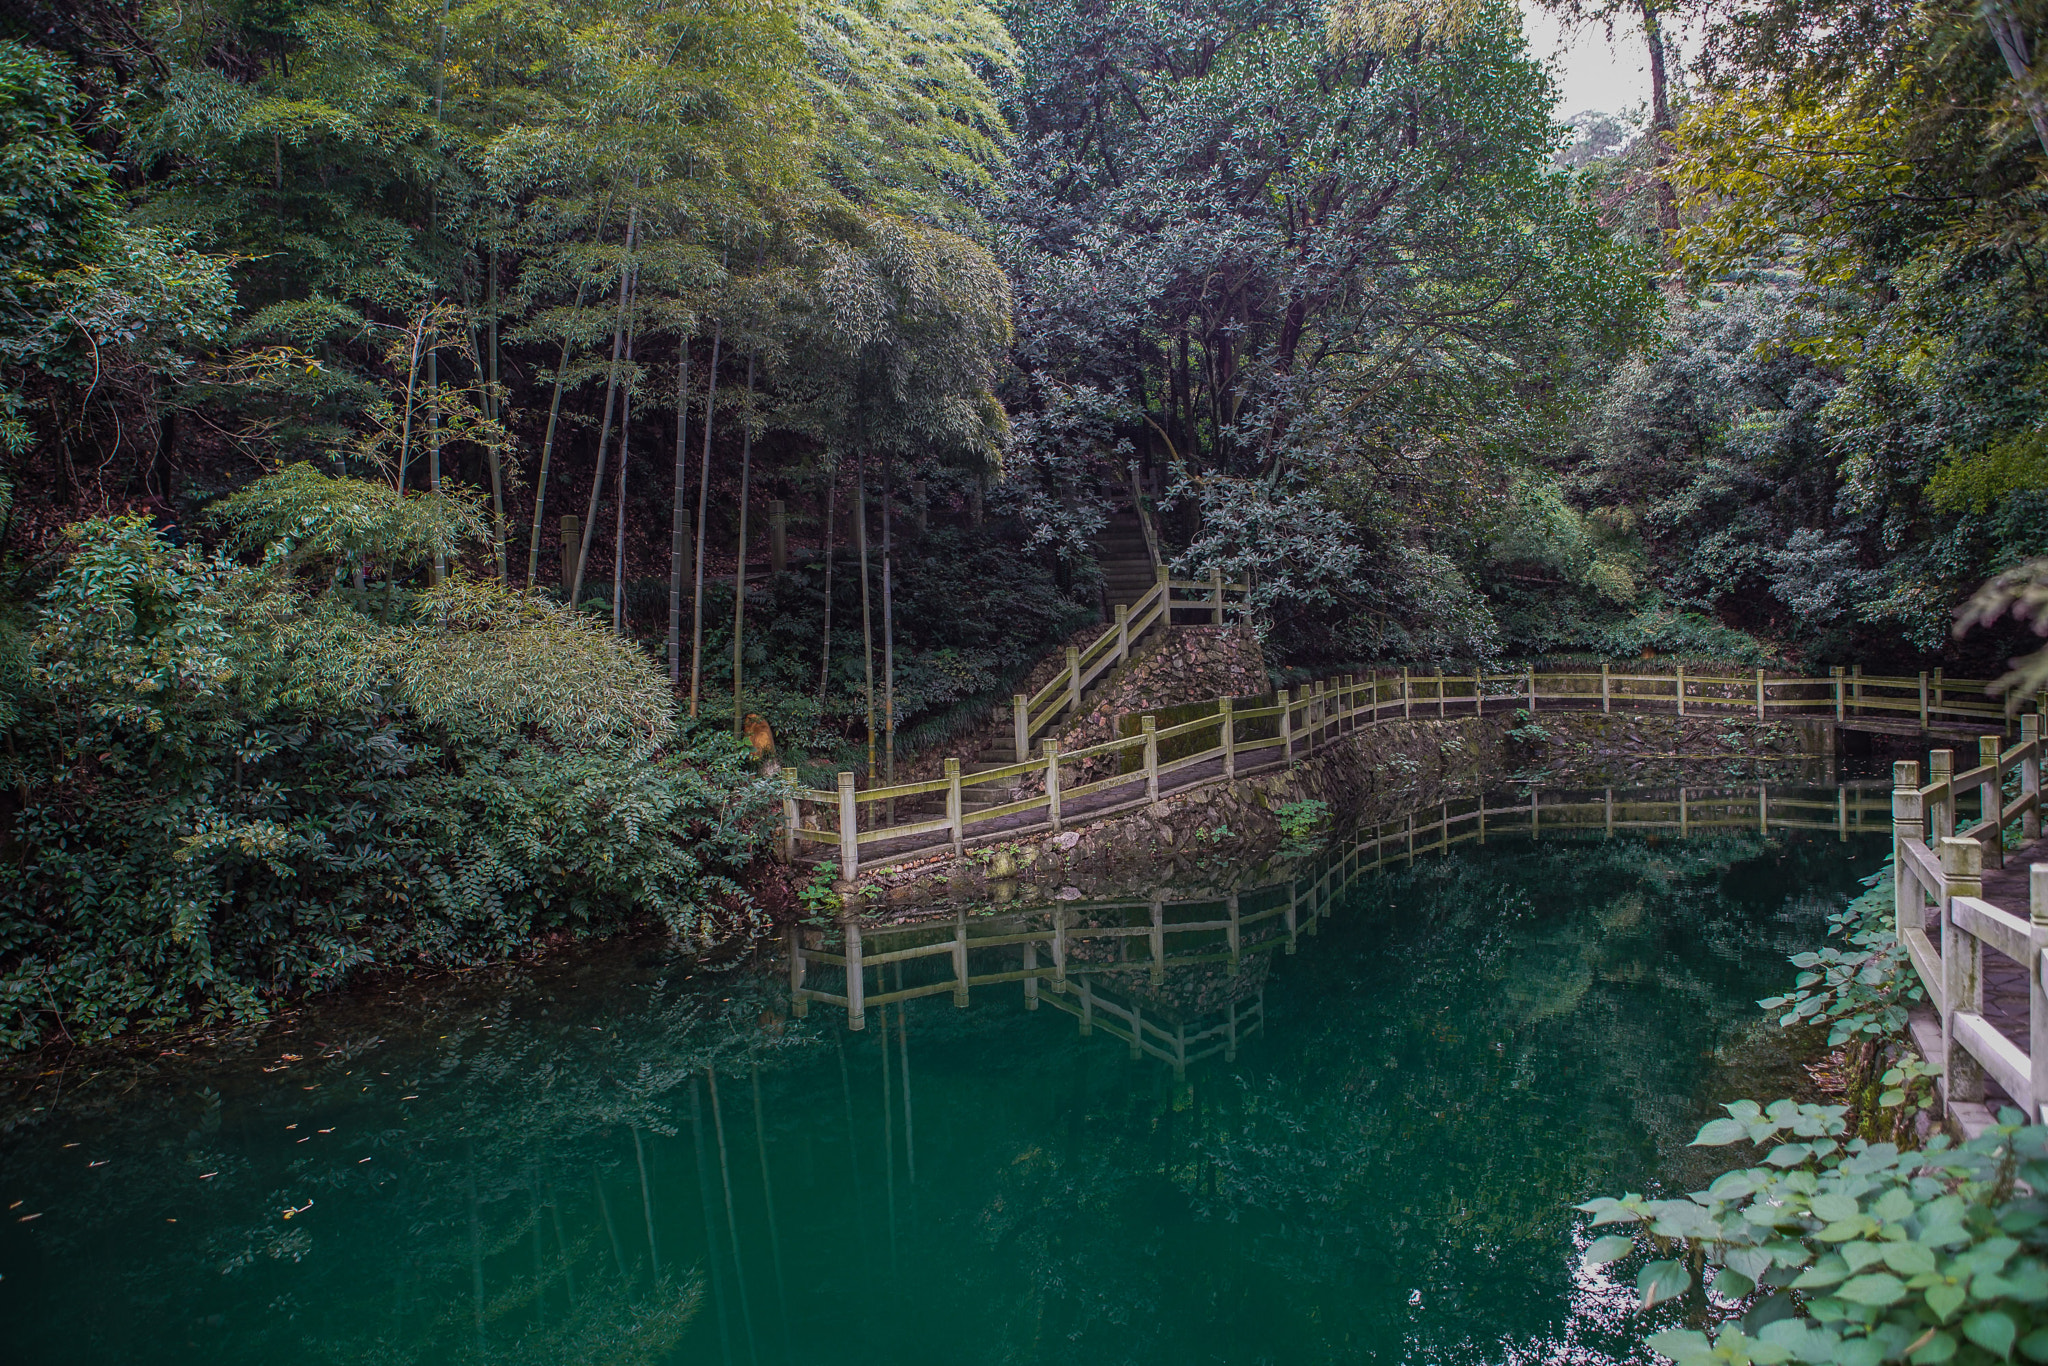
xmin=1892 ymin=720 xmax=2048 ymax=1125
xmin=789 ymin=781 xmax=1894 ymax=1035
xmin=784 ymin=662 xmax=2039 ymax=877
xmin=1012 ymin=566 xmax=1249 ymax=758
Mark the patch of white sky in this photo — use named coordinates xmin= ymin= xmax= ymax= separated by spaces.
xmin=1516 ymin=0 xmax=1657 ymax=122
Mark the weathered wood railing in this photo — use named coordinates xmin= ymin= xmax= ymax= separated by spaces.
xmin=1012 ymin=566 xmax=1250 ymax=758
xmin=1892 ymin=719 xmax=2048 ymax=1126
xmin=789 ymin=781 xmax=1893 ymax=1035
xmin=786 ymin=661 xmax=2035 ymax=876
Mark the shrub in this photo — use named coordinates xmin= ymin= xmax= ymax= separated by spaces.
xmin=0 ymin=481 xmax=784 ymax=1050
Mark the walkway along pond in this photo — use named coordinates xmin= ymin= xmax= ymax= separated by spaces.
xmin=790 ymin=654 xmax=2039 ymax=874
xmin=0 ymin=781 xmax=1888 ymax=1365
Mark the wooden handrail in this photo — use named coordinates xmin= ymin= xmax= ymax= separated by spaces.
xmin=798 ymin=662 xmax=2045 ymax=877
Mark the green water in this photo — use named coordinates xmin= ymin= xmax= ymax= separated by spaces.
xmin=0 ymin=810 xmax=1884 ymax=1365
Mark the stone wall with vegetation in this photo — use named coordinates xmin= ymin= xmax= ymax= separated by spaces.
xmin=849 ymin=710 xmax=1838 ymax=917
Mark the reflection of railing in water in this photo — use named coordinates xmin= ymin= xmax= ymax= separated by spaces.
xmin=788 ymin=783 xmax=1896 ymax=1046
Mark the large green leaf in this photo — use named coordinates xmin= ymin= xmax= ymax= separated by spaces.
xmin=1837 ymin=1272 xmax=1907 ymax=1306
xmin=1964 ymin=1311 xmax=2017 ymax=1358
xmin=1640 ymin=1259 xmax=1691 ymax=1308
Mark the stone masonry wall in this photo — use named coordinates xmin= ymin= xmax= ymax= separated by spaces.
xmin=846 ymin=710 xmax=1838 ymax=919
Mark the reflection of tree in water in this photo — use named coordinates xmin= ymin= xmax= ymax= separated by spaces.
xmin=0 ymin=828 xmax=1882 ymax=1366
xmin=950 ymin=832 xmax=1877 ymax=1364
xmin=0 ymin=964 xmax=808 ymax=1364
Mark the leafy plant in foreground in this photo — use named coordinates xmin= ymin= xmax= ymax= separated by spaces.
xmin=1585 ymin=1107 xmax=2048 ymax=1366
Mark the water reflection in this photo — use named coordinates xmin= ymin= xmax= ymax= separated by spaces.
xmin=0 ymin=783 xmax=1887 ymax=1365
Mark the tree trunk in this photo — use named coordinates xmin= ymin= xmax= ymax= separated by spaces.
xmin=525 ymin=192 xmax=617 ymax=588
xmin=570 ymin=214 xmax=640 ymax=605
xmin=857 ymin=449 xmax=877 ymax=786
xmin=818 ymin=463 xmax=836 ymax=709
xmin=486 ymin=236 xmax=506 ymax=581
xmin=730 ymin=352 xmax=758 ymax=733
xmin=428 ymin=347 xmax=444 ymax=585
xmin=1984 ymin=0 xmax=2048 ymax=157
xmin=688 ymin=322 xmax=724 ymax=717
xmin=1641 ymin=0 xmax=1680 ymax=235
xmin=668 ymin=339 xmax=693 ymax=684
xmin=611 ymin=319 xmax=638 ymax=635
xmin=881 ymin=448 xmax=897 ymax=789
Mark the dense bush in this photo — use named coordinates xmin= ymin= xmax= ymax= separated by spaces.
xmin=0 ymin=472 xmax=784 ymax=1050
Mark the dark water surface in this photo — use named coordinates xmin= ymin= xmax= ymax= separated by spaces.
xmin=1 ymin=798 xmax=1885 ymax=1365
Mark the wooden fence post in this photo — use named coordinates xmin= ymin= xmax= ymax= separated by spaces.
xmin=1156 ymin=564 xmax=1171 ymax=623
xmin=1935 ymin=667 xmax=1945 ymax=715
xmin=559 ymin=514 xmax=581 ymax=592
xmin=2024 ymin=713 xmax=2042 ymax=841
xmin=1472 ymin=667 xmax=1481 ymax=718
xmin=953 ymin=918 xmax=970 ymax=1007
xmin=1149 ymin=895 xmax=1165 ymax=984
xmin=1833 ymin=666 xmax=1844 ymax=721
xmin=1601 ymin=661 xmax=1611 ymax=714
xmin=844 ymin=917 xmax=865 ymax=1031
xmin=1756 ymin=668 xmax=1766 ymax=719
xmin=1920 ymin=671 xmax=1930 ymax=731
xmin=1210 ymin=567 xmax=1224 ymax=625
xmin=1043 ymin=739 xmax=1062 ymax=832
xmin=1676 ymin=663 xmax=1686 ymax=717
xmin=1279 ymin=690 xmax=1294 ymax=765
xmin=1980 ymin=735 xmax=2004 ymax=868
xmin=781 ymin=793 xmax=798 ymax=863
xmin=1220 ymin=695 xmax=1236 ymax=779
xmin=1402 ymin=667 xmax=1412 ymax=718
xmin=1931 ymin=749 xmax=1955 ymax=840
xmin=946 ymin=757 xmax=963 ymax=856
xmin=1894 ymin=759 xmax=1923 ymax=944
xmin=788 ymin=924 xmax=808 ymax=1017
xmin=1013 ymin=693 xmax=1029 ymax=763
xmin=837 ymin=770 xmax=859 ymax=878
xmin=1066 ymin=646 xmax=1081 ymax=717
xmin=1143 ymin=716 xmax=1160 ymax=800
xmin=1115 ymin=602 xmax=1129 ymax=663
xmin=1052 ymin=907 xmax=1068 ymax=992
xmin=1526 ymin=665 xmax=1536 ymax=713
xmin=2032 ymin=864 xmax=2048 ymax=1121
xmin=1940 ymin=836 xmax=1985 ymax=1109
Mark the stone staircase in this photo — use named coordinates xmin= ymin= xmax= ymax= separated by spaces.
xmin=1096 ymin=506 xmax=1156 ymax=611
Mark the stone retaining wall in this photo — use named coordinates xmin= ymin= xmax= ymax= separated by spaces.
xmin=845 ymin=710 xmax=1837 ymax=921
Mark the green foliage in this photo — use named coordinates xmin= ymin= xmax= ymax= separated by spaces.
xmin=1273 ymin=798 xmax=1329 ymax=852
xmin=211 ymin=462 xmax=486 ymax=580
xmin=999 ymin=0 xmax=1656 ymax=666
xmin=1588 ymin=1110 xmax=2048 ymax=1366
xmin=1758 ymin=868 xmax=1918 ymax=1049
xmin=799 ymin=858 xmax=843 ymax=923
xmin=0 ymin=494 xmax=783 ymax=1050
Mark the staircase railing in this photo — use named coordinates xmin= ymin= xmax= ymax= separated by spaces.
xmin=1013 ymin=566 xmax=1249 ymax=759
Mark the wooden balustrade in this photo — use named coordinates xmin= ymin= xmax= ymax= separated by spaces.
xmin=1890 ymin=717 xmax=2048 ymax=1127
xmin=786 ymin=663 xmax=2039 ymax=878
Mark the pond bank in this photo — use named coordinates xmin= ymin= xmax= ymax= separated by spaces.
xmin=841 ymin=710 xmax=1844 ymax=917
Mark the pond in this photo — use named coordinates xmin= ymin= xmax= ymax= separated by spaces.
xmin=0 ymin=782 xmax=1887 ymax=1365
